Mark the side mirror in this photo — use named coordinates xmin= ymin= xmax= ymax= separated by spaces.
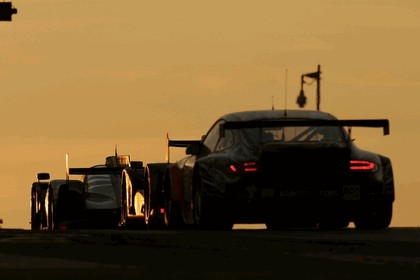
xmin=131 ymin=161 xmax=143 ymax=168
xmin=37 ymin=173 xmax=50 ymax=181
xmin=186 ymin=142 xmax=202 ymax=155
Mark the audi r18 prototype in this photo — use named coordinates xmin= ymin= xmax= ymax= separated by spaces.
xmin=162 ymin=110 xmax=394 ymax=230
xmin=69 ymin=154 xmax=146 ymax=229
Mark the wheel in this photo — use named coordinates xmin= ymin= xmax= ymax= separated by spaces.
xmin=163 ymin=175 xmax=185 ymax=229
xmin=193 ymin=170 xmax=232 ymax=231
xmin=354 ymin=202 xmax=392 ymax=230
xmin=355 ymin=157 xmax=394 ymax=230
xmin=30 ymin=187 xmax=41 ymax=230
xmin=119 ymin=194 xmax=127 ymax=229
xmin=145 ymin=164 xmax=167 ymax=229
xmin=144 ymin=168 xmax=151 ymax=226
xmin=48 ymin=191 xmax=55 ymax=230
xmin=133 ymin=191 xmax=147 ymax=229
xmin=164 ymin=194 xmax=183 ymax=229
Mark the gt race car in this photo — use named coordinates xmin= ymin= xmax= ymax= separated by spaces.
xmin=162 ymin=110 xmax=394 ymax=230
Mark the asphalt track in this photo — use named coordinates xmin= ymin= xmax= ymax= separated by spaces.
xmin=0 ymin=227 xmax=420 ymax=279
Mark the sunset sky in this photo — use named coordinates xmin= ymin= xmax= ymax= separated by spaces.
xmin=1 ymin=0 xmax=419 ymax=229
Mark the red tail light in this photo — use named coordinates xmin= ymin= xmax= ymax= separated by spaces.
xmin=350 ymin=160 xmax=377 ymax=171
xmin=229 ymin=162 xmax=258 ymax=174
xmin=244 ymin=162 xmax=258 ymax=172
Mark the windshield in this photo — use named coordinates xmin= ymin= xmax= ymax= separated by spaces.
xmin=86 ymin=174 xmax=114 ymax=189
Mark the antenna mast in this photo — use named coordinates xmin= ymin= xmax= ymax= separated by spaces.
xmin=284 ymin=69 xmax=288 ymax=117
xmin=271 ymin=96 xmax=274 ymax=110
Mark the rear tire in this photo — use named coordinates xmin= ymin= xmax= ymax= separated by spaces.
xmin=354 ymin=202 xmax=392 ymax=230
xmin=164 ymin=197 xmax=184 ymax=229
xmin=145 ymin=165 xmax=166 ymax=229
xmin=48 ymin=197 xmax=55 ymax=230
xmin=144 ymin=168 xmax=151 ymax=227
xmin=164 ymin=176 xmax=185 ymax=229
xmin=193 ymin=171 xmax=233 ymax=231
xmin=30 ymin=187 xmax=41 ymax=230
xmin=355 ymin=157 xmax=394 ymax=230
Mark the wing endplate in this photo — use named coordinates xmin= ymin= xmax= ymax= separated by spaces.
xmin=165 ymin=133 xmax=200 ymax=163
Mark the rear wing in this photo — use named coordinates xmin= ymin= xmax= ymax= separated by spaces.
xmin=65 ymin=153 xmax=126 ymax=180
xmin=166 ymin=133 xmax=200 ymax=163
xmin=220 ymin=119 xmax=390 ymax=136
xmin=68 ymin=167 xmax=124 ymax=175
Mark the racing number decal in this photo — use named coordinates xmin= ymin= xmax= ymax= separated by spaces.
xmin=343 ymin=185 xmax=360 ymax=201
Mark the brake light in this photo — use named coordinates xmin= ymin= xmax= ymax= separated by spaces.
xmin=229 ymin=162 xmax=258 ymax=173
xmin=350 ymin=160 xmax=377 ymax=171
xmin=244 ymin=162 xmax=258 ymax=172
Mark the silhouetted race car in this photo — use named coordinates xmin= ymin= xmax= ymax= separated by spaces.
xmin=31 ymin=171 xmax=86 ymax=230
xmin=30 ymin=173 xmax=50 ymax=230
xmin=47 ymin=179 xmax=86 ymax=230
xmin=69 ymin=154 xmax=146 ymax=229
xmin=160 ymin=109 xmax=394 ymax=230
xmin=30 ymin=154 xmax=146 ymax=230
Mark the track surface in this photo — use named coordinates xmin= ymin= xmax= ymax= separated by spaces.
xmin=0 ymin=227 xmax=420 ymax=279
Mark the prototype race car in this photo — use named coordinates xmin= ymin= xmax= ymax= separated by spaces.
xmin=161 ymin=109 xmax=394 ymax=230
xmin=30 ymin=171 xmax=86 ymax=231
xmin=30 ymin=173 xmax=50 ymax=230
xmin=69 ymin=154 xmax=146 ymax=229
xmin=30 ymin=154 xmax=146 ymax=230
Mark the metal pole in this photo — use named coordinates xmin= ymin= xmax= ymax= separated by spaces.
xmin=296 ymin=65 xmax=322 ymax=111
xmin=316 ymin=64 xmax=321 ymax=111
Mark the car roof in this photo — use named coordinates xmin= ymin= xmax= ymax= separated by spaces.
xmin=219 ymin=109 xmax=338 ymax=122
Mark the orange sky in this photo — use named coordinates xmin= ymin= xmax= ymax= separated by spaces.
xmin=1 ymin=0 xmax=419 ymax=229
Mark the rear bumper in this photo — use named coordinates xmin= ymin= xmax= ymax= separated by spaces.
xmin=219 ymin=180 xmax=394 ymax=224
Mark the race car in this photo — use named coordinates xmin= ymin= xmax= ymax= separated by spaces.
xmin=69 ymin=154 xmax=146 ymax=229
xmin=30 ymin=170 xmax=86 ymax=230
xmin=30 ymin=173 xmax=50 ymax=230
xmin=47 ymin=179 xmax=86 ymax=230
xmin=161 ymin=109 xmax=394 ymax=230
xmin=143 ymin=136 xmax=201 ymax=229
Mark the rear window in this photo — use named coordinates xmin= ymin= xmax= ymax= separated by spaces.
xmin=239 ymin=126 xmax=345 ymax=144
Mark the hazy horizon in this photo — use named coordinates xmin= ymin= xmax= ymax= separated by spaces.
xmin=1 ymin=0 xmax=419 ymax=229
